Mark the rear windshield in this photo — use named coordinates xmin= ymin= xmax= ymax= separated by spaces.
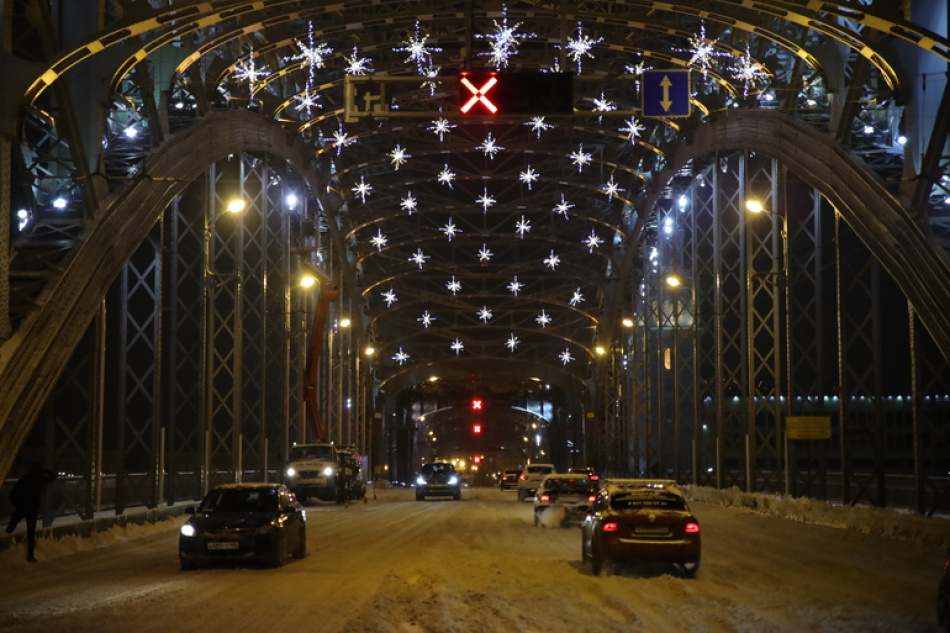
xmin=610 ymin=493 xmax=686 ymax=511
xmin=542 ymin=478 xmax=592 ymax=494
xmin=526 ymin=466 xmax=553 ymax=474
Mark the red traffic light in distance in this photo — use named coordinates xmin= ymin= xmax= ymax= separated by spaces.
xmin=471 ymin=398 xmax=483 ymax=411
xmin=472 ymin=424 xmax=482 ymax=434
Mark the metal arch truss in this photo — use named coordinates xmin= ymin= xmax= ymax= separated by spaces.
xmin=623 ymin=152 xmax=950 ymax=514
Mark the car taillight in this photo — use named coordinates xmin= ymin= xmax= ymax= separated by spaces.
xmin=589 ymin=475 xmax=600 ymax=481
xmin=520 ymin=474 xmax=527 ymax=480
xmin=539 ymin=494 xmax=551 ymax=502
xmin=685 ymin=522 xmax=700 ymax=533
xmin=602 ymin=522 xmax=619 ymax=532
xmin=587 ymin=495 xmax=597 ymax=502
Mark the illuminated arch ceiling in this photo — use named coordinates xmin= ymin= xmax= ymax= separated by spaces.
xmin=23 ymin=0 xmax=948 ymax=399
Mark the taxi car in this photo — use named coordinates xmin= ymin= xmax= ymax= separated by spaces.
xmin=179 ymin=482 xmax=307 ymax=570
xmin=581 ymin=479 xmax=700 ymax=576
xmin=532 ymin=473 xmax=598 ymax=526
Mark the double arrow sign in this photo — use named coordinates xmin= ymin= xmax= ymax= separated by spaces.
xmin=641 ymin=69 xmax=691 ymax=118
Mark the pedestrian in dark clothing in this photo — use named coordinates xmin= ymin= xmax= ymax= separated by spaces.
xmin=5 ymin=462 xmax=57 ymax=562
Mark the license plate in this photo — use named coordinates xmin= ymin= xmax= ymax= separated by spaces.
xmin=207 ymin=541 xmax=239 ymax=550
xmin=635 ymin=525 xmax=670 ymax=535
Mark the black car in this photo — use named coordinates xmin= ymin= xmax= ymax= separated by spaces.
xmin=415 ymin=462 xmax=461 ymax=500
xmin=939 ymin=547 xmax=950 ymax=632
xmin=179 ymin=482 xmax=307 ymax=570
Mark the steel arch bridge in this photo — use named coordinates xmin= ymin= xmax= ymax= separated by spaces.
xmin=1 ymin=0 xmax=949 ymax=516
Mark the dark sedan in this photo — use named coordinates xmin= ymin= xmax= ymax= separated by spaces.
xmin=179 ymin=482 xmax=307 ymax=570
xmin=581 ymin=479 xmax=700 ymax=576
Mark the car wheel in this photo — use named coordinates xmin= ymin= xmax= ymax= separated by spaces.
xmin=534 ymin=510 xmax=540 ymax=526
xmin=415 ymin=490 xmax=424 ymax=501
xmin=270 ymin=534 xmax=285 ymax=568
xmin=292 ymin=527 xmax=307 ymax=560
xmin=680 ymin=561 xmax=700 ymax=577
xmin=517 ymin=490 xmax=524 ymax=502
xmin=453 ymin=491 xmax=461 ymax=500
xmin=590 ymin=539 xmax=607 ymax=576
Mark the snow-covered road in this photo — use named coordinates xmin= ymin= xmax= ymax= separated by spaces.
xmin=0 ymin=486 xmax=945 ymax=633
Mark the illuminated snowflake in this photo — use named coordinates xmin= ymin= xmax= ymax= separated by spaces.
xmin=331 ymin=127 xmax=356 ymax=155
xmin=685 ymin=23 xmax=725 ymax=78
xmin=477 ymin=188 xmax=496 ymax=212
xmin=421 ymin=63 xmax=442 ymax=96
xmin=603 ymin=176 xmax=623 ymax=200
xmin=564 ymin=22 xmax=603 ymax=74
xmin=409 ymin=248 xmax=430 ymax=269
xmin=543 ymin=250 xmax=561 ymax=270
xmin=440 ymin=218 xmax=461 ymax=241
xmin=515 ymin=215 xmax=532 ymax=238
xmin=370 ymin=229 xmax=388 ymax=251
xmin=393 ymin=348 xmax=410 ymax=365
xmin=293 ymin=92 xmax=322 ymax=117
xmin=624 ymin=58 xmax=653 ymax=76
xmin=233 ymin=48 xmax=270 ymax=100
xmin=519 ymin=166 xmax=539 ymax=190
xmin=570 ymin=144 xmax=593 ymax=171
xmin=427 ymin=117 xmax=455 ymax=141
xmin=478 ymin=244 xmax=494 ymax=262
xmin=506 ymin=334 xmax=521 ymax=352
xmin=351 ymin=175 xmax=373 ymax=202
xmin=476 ymin=133 xmax=505 ymax=159
xmin=418 ymin=311 xmax=437 ymax=327
xmin=507 ymin=276 xmax=524 ymax=296
xmin=287 ymin=36 xmax=333 ymax=70
xmin=536 ymin=311 xmax=552 ymax=328
xmin=619 ymin=117 xmax=646 ymax=144
xmin=553 ymin=194 xmax=574 ymax=219
xmin=475 ymin=6 xmax=535 ymax=70
xmin=525 ymin=116 xmax=553 ymax=139
xmin=389 ymin=144 xmax=411 ymax=170
xmin=729 ymin=43 xmax=770 ymax=97
xmin=584 ymin=231 xmax=604 ymax=252
xmin=381 ymin=289 xmax=398 ymax=307
xmin=559 ymin=348 xmax=575 ymax=365
xmin=569 ymin=288 xmax=585 ymax=306
xmin=395 ymin=22 xmax=442 ymax=75
xmin=400 ymin=192 xmax=418 ymax=215
xmin=593 ymin=92 xmax=616 ymax=122
xmin=344 ymin=46 xmax=373 ymax=75
xmin=446 ymin=275 xmax=462 ymax=294
xmin=437 ymin=164 xmax=457 ymax=189
xmin=451 ymin=338 xmax=465 ymax=355
xmin=477 ymin=306 xmax=493 ymax=323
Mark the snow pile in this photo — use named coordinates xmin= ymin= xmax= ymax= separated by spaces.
xmin=686 ymin=485 xmax=950 ymax=548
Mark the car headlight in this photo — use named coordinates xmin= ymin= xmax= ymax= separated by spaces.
xmin=285 ymin=467 xmax=297 ymax=478
xmin=180 ymin=524 xmax=196 ymax=537
xmin=448 ymin=476 xmax=459 ymax=485
xmin=322 ymin=466 xmax=335 ymax=476
xmin=416 ymin=476 xmax=426 ymax=486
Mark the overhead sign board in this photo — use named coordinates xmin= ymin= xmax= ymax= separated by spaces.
xmin=458 ymin=72 xmax=573 ymax=116
xmin=642 ymin=69 xmax=691 ymax=117
xmin=785 ymin=416 xmax=832 ymax=440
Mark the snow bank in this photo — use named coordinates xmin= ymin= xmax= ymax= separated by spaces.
xmin=685 ymin=485 xmax=950 ymax=549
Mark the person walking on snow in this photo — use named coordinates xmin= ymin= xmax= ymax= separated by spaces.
xmin=5 ymin=461 xmax=57 ymax=562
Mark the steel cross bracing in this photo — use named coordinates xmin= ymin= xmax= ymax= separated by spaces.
xmin=2 ymin=1 xmax=950 ymax=504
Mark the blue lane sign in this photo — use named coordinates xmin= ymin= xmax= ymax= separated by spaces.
xmin=642 ymin=69 xmax=691 ymax=117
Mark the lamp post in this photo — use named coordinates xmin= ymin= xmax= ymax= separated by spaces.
xmin=746 ymin=199 xmax=792 ymax=495
xmin=665 ymin=274 xmax=699 ymax=485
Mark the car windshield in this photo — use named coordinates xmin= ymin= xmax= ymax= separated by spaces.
xmin=610 ymin=492 xmax=687 ymax=511
xmin=200 ymin=488 xmax=280 ymax=513
xmin=543 ymin=478 xmax=591 ymax=494
xmin=289 ymin=445 xmax=335 ymax=461
xmin=422 ymin=463 xmax=455 ymax=475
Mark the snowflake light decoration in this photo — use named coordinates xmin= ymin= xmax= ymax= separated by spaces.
xmin=536 ymin=310 xmax=552 ymax=328
xmin=553 ymin=194 xmax=574 ymax=219
xmin=233 ymin=48 xmax=270 ymax=101
xmin=506 ymin=334 xmax=521 ymax=352
xmin=729 ymin=43 xmax=770 ymax=97
xmin=603 ymin=175 xmax=623 ymax=200
xmin=525 ymin=116 xmax=553 ymax=139
xmin=293 ymin=92 xmax=322 ymax=117
xmin=559 ymin=348 xmax=575 ymax=365
xmin=382 ymin=289 xmax=398 ymax=307
xmin=619 ymin=117 xmax=647 ymax=144
xmin=478 ymin=244 xmax=494 ymax=262
xmin=421 ymin=63 xmax=442 ymax=96
xmin=685 ymin=23 xmax=725 ymax=78
xmin=564 ymin=22 xmax=603 ymax=74
xmin=344 ymin=46 xmax=373 ymax=75
xmin=451 ymin=338 xmax=465 ymax=355
xmin=570 ymin=144 xmax=593 ymax=172
xmin=396 ymin=22 xmax=442 ymax=75
xmin=477 ymin=188 xmax=496 ymax=212
xmin=475 ymin=6 xmax=536 ymax=70
xmin=446 ymin=275 xmax=462 ymax=294
xmin=427 ymin=117 xmax=455 ymax=141
xmin=544 ymin=250 xmax=561 ymax=270
xmin=519 ymin=166 xmax=539 ymax=190
xmin=593 ymin=92 xmax=617 ymax=122
xmin=418 ymin=311 xmax=437 ymax=328
xmin=370 ymin=229 xmax=388 ymax=251
xmin=409 ymin=248 xmax=430 ymax=269
xmin=400 ymin=192 xmax=418 ymax=215
xmin=389 ymin=144 xmax=411 ymax=170
xmin=331 ymin=126 xmax=356 ymax=155
xmin=624 ymin=58 xmax=653 ymax=76
xmin=440 ymin=218 xmax=461 ymax=241
xmin=437 ymin=164 xmax=457 ymax=189
xmin=507 ymin=276 xmax=524 ymax=296
xmin=287 ymin=31 xmax=333 ymax=70
xmin=476 ymin=133 xmax=505 ymax=159
xmin=584 ymin=231 xmax=604 ymax=252
xmin=351 ymin=175 xmax=373 ymax=202
xmin=515 ymin=215 xmax=532 ymax=238
xmin=393 ymin=348 xmax=410 ymax=365
xmin=569 ymin=288 xmax=585 ymax=306
xmin=477 ymin=306 xmax=493 ymax=323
